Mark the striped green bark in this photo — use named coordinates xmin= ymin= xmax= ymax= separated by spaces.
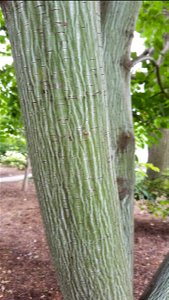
xmin=1 ymin=1 xmax=132 ymax=299
xmin=101 ymin=1 xmax=141 ymax=280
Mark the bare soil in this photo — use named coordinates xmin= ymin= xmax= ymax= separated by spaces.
xmin=0 ymin=166 xmax=169 ymax=300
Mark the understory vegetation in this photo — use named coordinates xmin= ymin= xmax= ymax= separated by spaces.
xmin=135 ymin=163 xmax=169 ymax=218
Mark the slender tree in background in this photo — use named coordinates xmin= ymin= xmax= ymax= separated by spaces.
xmin=147 ymin=128 xmax=169 ymax=179
xmin=1 ymin=1 xmax=169 ymax=300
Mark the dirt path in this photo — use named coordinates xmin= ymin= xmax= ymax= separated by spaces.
xmin=0 ymin=166 xmax=32 ymax=183
xmin=0 ymin=166 xmax=169 ymax=299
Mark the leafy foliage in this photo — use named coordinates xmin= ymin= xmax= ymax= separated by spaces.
xmin=135 ymin=163 xmax=169 ymax=218
xmin=135 ymin=161 xmax=160 ymax=200
xmin=0 ymin=134 xmax=26 ymax=156
xmin=0 ymin=11 xmax=11 ymax=56
xmin=132 ymin=1 xmax=169 ymax=147
xmin=146 ymin=198 xmax=169 ymax=219
xmin=0 ymin=10 xmax=26 ymax=155
xmin=136 ymin=1 xmax=169 ymax=48
xmin=138 ymin=198 xmax=169 ymax=219
xmin=0 ymin=64 xmax=23 ymax=135
xmin=146 ymin=169 xmax=169 ymax=198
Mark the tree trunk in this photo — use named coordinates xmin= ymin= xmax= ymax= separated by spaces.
xmin=101 ymin=1 xmax=141 ymax=280
xmin=22 ymin=156 xmax=31 ymax=191
xmin=1 ymin=1 xmax=138 ymax=299
xmin=147 ymin=128 xmax=169 ymax=179
xmin=140 ymin=252 xmax=169 ymax=300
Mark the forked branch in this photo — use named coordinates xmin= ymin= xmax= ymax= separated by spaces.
xmin=131 ymin=33 xmax=169 ymax=97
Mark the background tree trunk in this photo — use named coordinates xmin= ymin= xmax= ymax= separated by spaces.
xmin=147 ymin=128 xmax=169 ymax=179
xmin=1 ymin=1 xmax=137 ymax=299
xmin=22 ymin=156 xmax=31 ymax=191
xmin=140 ymin=252 xmax=169 ymax=300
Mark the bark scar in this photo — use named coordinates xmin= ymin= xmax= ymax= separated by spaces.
xmin=117 ymin=131 xmax=135 ymax=153
xmin=117 ymin=177 xmax=131 ymax=201
xmin=121 ymin=55 xmax=132 ymax=71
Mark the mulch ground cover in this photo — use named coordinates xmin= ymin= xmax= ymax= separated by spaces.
xmin=0 ymin=167 xmax=169 ymax=299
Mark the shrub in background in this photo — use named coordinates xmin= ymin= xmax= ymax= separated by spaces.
xmin=0 ymin=150 xmax=27 ymax=169
xmin=135 ymin=163 xmax=169 ymax=218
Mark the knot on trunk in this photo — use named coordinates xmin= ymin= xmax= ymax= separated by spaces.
xmin=117 ymin=177 xmax=131 ymax=201
xmin=117 ymin=131 xmax=135 ymax=154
